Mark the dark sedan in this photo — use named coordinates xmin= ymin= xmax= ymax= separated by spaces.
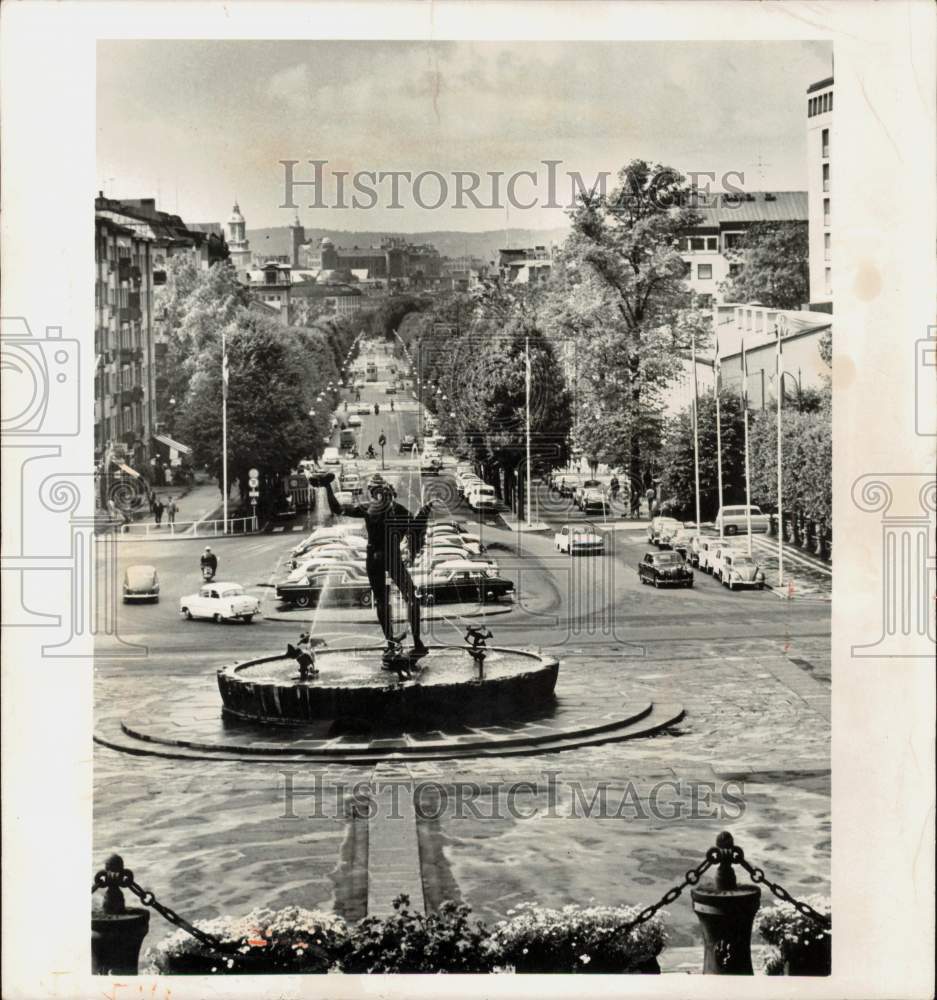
xmin=276 ymin=569 xmax=385 ymax=609
xmin=638 ymin=551 xmax=694 ymax=588
xmin=416 ymin=563 xmax=515 ymax=605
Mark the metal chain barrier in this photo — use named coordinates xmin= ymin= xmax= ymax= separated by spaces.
xmin=618 ymin=851 xmax=717 ymax=936
xmin=93 ymin=861 xmax=238 ymax=954
xmin=732 ymin=849 xmax=832 ymax=929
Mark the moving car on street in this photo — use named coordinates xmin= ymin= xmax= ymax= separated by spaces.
xmin=179 ymin=582 xmax=260 ymax=623
xmin=719 ymin=552 xmax=767 ymax=591
xmin=714 ymin=504 xmax=771 ymax=535
xmin=554 ymin=524 xmax=605 ymax=556
xmin=467 ymin=483 xmax=498 ymax=511
xmin=122 ymin=564 xmax=159 ymax=603
xmin=648 ymin=516 xmax=682 ymax=547
xmin=421 ymin=455 xmax=443 ymax=475
xmin=399 ymin=434 xmax=416 ymax=454
xmin=638 ymin=551 xmax=694 ymax=588
xmin=415 ymin=560 xmax=515 ymax=605
xmin=322 ymin=447 xmax=341 ymax=466
xmin=580 ymin=487 xmax=611 ymax=515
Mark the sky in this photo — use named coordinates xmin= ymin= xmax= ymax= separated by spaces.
xmin=97 ymin=39 xmax=831 ymax=233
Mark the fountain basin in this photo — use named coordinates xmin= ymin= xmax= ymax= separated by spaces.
xmin=217 ymin=646 xmax=559 ymax=728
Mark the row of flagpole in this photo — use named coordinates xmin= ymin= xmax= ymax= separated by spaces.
xmin=691 ymin=316 xmax=785 ymax=588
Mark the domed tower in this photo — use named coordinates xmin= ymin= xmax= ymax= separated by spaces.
xmin=319 ymin=236 xmax=338 ymax=271
xmin=227 ymin=202 xmax=251 ymax=273
xmin=289 ymin=212 xmax=305 ymax=268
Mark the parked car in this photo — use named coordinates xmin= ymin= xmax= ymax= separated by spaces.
xmin=277 ymin=568 xmax=379 ymax=609
xmin=291 ymin=526 xmax=365 ymax=559
xmin=340 ymin=467 xmax=363 ymax=494
xmin=663 ymin=524 xmax=694 ymax=555
xmin=428 ymin=520 xmax=469 ymax=535
xmin=428 ymin=529 xmax=485 ymax=554
xmin=399 ymin=434 xmax=417 ymax=454
xmin=467 ymin=483 xmax=498 ymax=511
xmin=719 ymin=552 xmax=767 ymax=591
xmin=122 ymin=564 xmax=159 ymax=603
xmin=458 ymin=473 xmax=481 ymax=496
xmin=715 ymin=505 xmax=771 ymax=535
xmin=421 ymin=456 xmax=443 ymax=475
xmin=637 ymin=551 xmax=694 ymax=588
xmin=648 ymin=516 xmax=682 ymax=547
xmin=710 ymin=542 xmax=749 ymax=583
xmin=415 ymin=561 xmax=515 ymax=604
xmin=554 ymin=524 xmax=605 ymax=556
xmin=690 ymin=535 xmax=714 ymax=569
xmin=179 ymin=582 xmax=260 ymax=623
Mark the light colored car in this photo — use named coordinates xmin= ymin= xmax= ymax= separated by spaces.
xmin=458 ymin=474 xmax=481 ymax=496
xmin=291 ymin=526 xmax=365 ymax=558
xmin=554 ymin=524 xmax=605 ymax=556
xmin=710 ymin=542 xmax=749 ymax=583
xmin=648 ymin=516 xmax=682 ymax=547
xmin=357 ymin=403 xmax=372 ymax=415
xmin=580 ymin=488 xmax=611 ymax=514
xmin=321 ymin=447 xmax=341 ymax=466
xmin=122 ymin=564 xmax=159 ymax=602
xmin=715 ymin=505 xmax=771 ymax=536
xmin=573 ymin=480 xmax=603 ymax=509
xmin=467 ymin=483 xmax=498 ymax=511
xmin=179 ymin=582 xmax=260 ymax=623
xmin=720 ymin=552 xmax=767 ymax=591
xmin=287 ymin=555 xmax=367 ymax=582
xmin=348 ymin=415 xmax=363 ymax=427
xmin=667 ymin=526 xmax=695 ymax=560
xmin=428 ymin=529 xmax=485 ymax=554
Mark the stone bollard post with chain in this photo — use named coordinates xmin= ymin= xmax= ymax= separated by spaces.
xmin=91 ymin=854 xmax=150 ymax=975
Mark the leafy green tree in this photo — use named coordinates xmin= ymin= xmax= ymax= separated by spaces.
xmin=545 ymin=160 xmax=705 ymax=493
xmin=178 ymin=311 xmax=334 ymax=507
xmin=658 ymin=390 xmax=747 ymax=520
xmin=720 ymin=222 xmax=809 ymax=309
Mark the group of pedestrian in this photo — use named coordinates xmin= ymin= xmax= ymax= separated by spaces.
xmin=151 ymin=494 xmax=178 ymax=527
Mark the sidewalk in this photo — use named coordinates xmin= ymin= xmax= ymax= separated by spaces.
xmin=149 ymin=480 xmax=224 ymax=526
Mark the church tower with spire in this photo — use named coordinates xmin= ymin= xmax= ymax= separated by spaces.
xmin=289 ymin=211 xmax=305 ymax=268
xmin=227 ymin=201 xmax=251 ymax=273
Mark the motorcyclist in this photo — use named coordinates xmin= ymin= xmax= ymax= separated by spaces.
xmin=366 ymin=443 xmax=376 ymax=460
xmin=317 ymin=471 xmax=435 ymax=657
xmin=200 ymin=546 xmax=218 ymax=579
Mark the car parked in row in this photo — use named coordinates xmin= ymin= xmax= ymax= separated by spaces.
xmin=638 ymin=551 xmax=694 ymax=588
xmin=648 ymin=516 xmax=683 ymax=547
xmin=277 ymin=567 xmax=378 ymax=609
xmin=719 ymin=552 xmax=767 ymax=590
xmin=415 ymin=561 xmax=515 ymax=605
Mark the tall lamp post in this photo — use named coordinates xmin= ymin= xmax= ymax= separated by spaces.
xmin=525 ymin=335 xmax=533 ymax=528
xmin=221 ymin=327 xmax=229 ymax=532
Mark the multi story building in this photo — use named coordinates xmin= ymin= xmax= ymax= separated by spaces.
xmin=244 ymin=261 xmax=293 ymax=323
xmin=678 ymin=191 xmax=808 ymax=307
xmin=227 ymin=202 xmax=252 ymax=273
xmin=94 ymin=214 xmax=155 ymax=471
xmin=499 ymin=245 xmax=554 ymax=286
xmin=806 ymin=76 xmax=833 ymax=308
xmin=316 ymin=236 xmax=442 ymax=283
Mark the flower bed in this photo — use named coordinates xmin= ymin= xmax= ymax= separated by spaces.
xmin=145 ymin=897 xmax=668 ymax=975
xmin=489 ymin=902 xmax=667 ymax=973
xmin=756 ymin=896 xmax=831 ymax=976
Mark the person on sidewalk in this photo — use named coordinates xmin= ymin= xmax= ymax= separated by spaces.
xmin=166 ymin=496 xmax=178 ymax=526
xmin=153 ymin=498 xmax=165 ymax=526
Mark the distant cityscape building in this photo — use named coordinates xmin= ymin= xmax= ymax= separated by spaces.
xmin=499 ymin=245 xmax=554 ymax=286
xmin=678 ymin=191 xmax=808 ymax=307
xmin=311 ymin=236 xmax=442 ymax=284
xmin=806 ymin=76 xmax=833 ymax=308
xmin=227 ymin=202 xmax=251 ymax=273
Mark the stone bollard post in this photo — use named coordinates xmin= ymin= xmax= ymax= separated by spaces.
xmin=691 ymin=832 xmax=760 ymax=974
xmin=92 ymin=854 xmax=150 ymax=975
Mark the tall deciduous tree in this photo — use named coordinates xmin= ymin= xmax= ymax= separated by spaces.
xmin=547 ymin=160 xmax=704 ymax=493
xmin=720 ymin=222 xmax=809 ymax=309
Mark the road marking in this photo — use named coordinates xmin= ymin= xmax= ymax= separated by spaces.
xmin=272 ymin=526 xmax=285 ymax=533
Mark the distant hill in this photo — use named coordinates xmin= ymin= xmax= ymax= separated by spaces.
xmin=245 ymin=226 xmax=570 ymax=265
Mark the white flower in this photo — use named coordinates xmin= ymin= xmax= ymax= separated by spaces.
xmin=579 ymin=954 xmax=591 ymax=964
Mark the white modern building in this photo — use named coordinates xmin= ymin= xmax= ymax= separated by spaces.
xmin=806 ymin=76 xmax=833 ymax=308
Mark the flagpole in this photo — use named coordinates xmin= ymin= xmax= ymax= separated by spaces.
xmin=776 ymin=325 xmax=784 ymax=587
xmin=714 ymin=322 xmax=725 ymax=541
xmin=222 ymin=326 xmax=229 ymax=532
xmin=525 ymin=335 xmax=533 ymax=528
xmin=742 ymin=338 xmax=752 ymax=556
xmin=690 ymin=329 xmax=702 ymax=548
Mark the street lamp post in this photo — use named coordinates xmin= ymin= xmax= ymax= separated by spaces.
xmin=222 ymin=326 xmax=228 ymax=533
xmin=690 ymin=330 xmax=702 ymax=550
xmin=525 ymin=335 xmax=533 ymax=529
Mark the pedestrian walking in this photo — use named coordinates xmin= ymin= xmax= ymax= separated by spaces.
xmin=166 ymin=496 xmax=178 ymax=526
xmin=153 ymin=498 xmax=165 ymax=527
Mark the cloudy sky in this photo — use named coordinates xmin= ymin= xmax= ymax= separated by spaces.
xmin=98 ymin=39 xmax=831 ymax=233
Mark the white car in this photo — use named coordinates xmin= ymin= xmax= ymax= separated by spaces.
xmin=710 ymin=542 xmax=749 ymax=583
xmin=348 ymin=415 xmax=363 ymax=427
xmin=720 ymin=551 xmax=767 ymax=591
xmin=554 ymin=524 xmax=605 ymax=556
xmin=715 ymin=505 xmax=771 ymax=536
xmin=322 ymin=447 xmax=341 ymax=466
xmin=291 ymin=526 xmax=365 ymax=558
xmin=428 ymin=529 xmax=485 ymax=554
xmin=287 ymin=554 xmax=367 ymax=581
xmin=648 ymin=516 xmax=682 ymax=547
xmin=179 ymin=582 xmax=260 ymax=624
xmin=467 ymin=483 xmax=498 ymax=511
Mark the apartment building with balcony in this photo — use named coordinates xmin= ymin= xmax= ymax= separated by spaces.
xmin=94 ymin=214 xmax=155 ymax=470
xmin=806 ymin=76 xmax=833 ymax=308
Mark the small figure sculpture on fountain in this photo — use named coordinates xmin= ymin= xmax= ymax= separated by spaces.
xmin=465 ymin=625 xmax=493 ymax=679
xmin=286 ymin=631 xmax=320 ymax=681
xmin=381 ymin=636 xmax=417 ymax=681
